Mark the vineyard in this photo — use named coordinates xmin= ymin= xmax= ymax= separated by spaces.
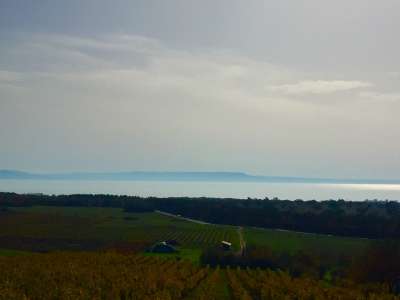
xmin=0 ymin=251 xmax=398 ymax=300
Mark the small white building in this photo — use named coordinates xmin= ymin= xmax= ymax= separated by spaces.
xmin=221 ymin=240 xmax=232 ymax=250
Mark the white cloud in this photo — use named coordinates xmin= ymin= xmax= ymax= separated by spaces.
xmin=269 ymin=80 xmax=372 ymax=95
xmin=0 ymin=33 xmax=393 ymax=112
xmin=0 ymin=34 xmax=298 ymax=109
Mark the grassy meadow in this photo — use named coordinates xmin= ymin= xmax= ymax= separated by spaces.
xmin=244 ymin=227 xmax=370 ymax=256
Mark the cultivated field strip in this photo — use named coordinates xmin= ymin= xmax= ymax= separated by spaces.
xmin=150 ymin=227 xmax=239 ymax=249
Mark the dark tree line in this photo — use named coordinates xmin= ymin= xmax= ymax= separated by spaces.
xmin=1 ymin=192 xmax=400 ymax=239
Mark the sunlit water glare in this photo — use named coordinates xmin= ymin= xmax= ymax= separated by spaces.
xmin=0 ymin=180 xmax=399 ymax=201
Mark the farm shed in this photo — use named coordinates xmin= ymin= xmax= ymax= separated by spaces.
xmin=221 ymin=240 xmax=232 ymax=250
xmin=151 ymin=241 xmax=177 ymax=253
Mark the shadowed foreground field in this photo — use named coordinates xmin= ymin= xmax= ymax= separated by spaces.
xmin=0 ymin=251 xmax=398 ymax=300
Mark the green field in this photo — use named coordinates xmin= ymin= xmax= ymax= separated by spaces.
xmin=244 ymin=227 xmax=370 ymax=255
xmin=0 ymin=206 xmax=239 ymax=254
xmin=0 ymin=206 xmax=371 ymax=261
xmin=0 ymin=248 xmax=30 ymax=256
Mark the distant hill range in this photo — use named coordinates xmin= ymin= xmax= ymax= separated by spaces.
xmin=0 ymin=169 xmax=399 ymax=184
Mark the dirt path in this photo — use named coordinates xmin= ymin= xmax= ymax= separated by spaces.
xmin=237 ymin=226 xmax=246 ymax=256
xmin=155 ymin=210 xmax=210 ymax=225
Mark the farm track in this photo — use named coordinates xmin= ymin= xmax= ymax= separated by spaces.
xmin=155 ymin=210 xmax=210 ymax=225
xmin=237 ymin=226 xmax=246 ymax=256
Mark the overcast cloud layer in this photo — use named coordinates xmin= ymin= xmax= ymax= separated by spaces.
xmin=0 ymin=0 xmax=399 ymax=179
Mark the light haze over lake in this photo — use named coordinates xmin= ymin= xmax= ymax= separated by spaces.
xmin=0 ymin=180 xmax=399 ymax=201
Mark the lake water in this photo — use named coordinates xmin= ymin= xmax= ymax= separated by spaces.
xmin=0 ymin=180 xmax=400 ymax=201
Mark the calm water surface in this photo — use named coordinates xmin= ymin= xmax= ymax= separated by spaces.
xmin=0 ymin=180 xmax=400 ymax=201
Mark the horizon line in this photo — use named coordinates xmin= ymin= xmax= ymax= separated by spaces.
xmin=1 ymin=169 xmax=400 ymax=184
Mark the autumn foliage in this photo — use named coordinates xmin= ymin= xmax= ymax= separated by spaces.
xmin=0 ymin=252 xmax=398 ymax=300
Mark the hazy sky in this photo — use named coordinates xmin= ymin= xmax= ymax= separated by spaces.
xmin=1 ymin=0 xmax=400 ymax=179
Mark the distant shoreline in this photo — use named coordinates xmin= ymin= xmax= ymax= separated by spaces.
xmin=1 ymin=170 xmax=399 ymax=185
